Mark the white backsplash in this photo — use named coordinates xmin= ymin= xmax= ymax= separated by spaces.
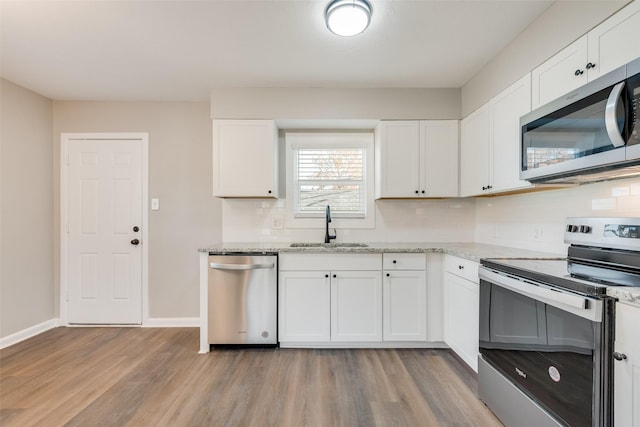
xmin=221 ymin=177 xmax=640 ymax=252
xmin=475 ymin=177 xmax=640 ymax=255
xmin=221 ymin=198 xmax=476 ymax=243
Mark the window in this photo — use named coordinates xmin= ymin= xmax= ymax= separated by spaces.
xmin=295 ymin=147 xmax=365 ymax=217
xmin=285 ymin=132 xmax=374 ymax=228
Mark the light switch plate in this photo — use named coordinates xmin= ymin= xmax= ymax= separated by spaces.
xmin=151 ymin=198 xmax=160 ymax=211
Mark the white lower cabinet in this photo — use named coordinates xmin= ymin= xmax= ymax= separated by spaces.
xmin=278 ymin=271 xmax=331 ymax=342
xmin=443 ymin=255 xmax=480 ymax=372
xmin=278 ymin=253 xmax=382 ymax=345
xmin=382 ymin=253 xmax=427 ymax=342
xmin=331 ymin=271 xmax=382 ymax=342
xmin=614 ymin=302 xmax=640 ymax=427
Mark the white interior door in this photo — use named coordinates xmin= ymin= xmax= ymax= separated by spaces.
xmin=66 ymin=137 xmax=143 ymax=324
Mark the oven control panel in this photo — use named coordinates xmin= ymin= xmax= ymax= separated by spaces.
xmin=565 ymin=217 xmax=640 ymax=250
xmin=604 ymin=223 xmax=640 ymax=239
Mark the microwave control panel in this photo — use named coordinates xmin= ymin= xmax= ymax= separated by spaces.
xmin=631 ymin=84 xmax=640 ymax=145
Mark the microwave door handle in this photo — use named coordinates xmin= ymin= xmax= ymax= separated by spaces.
xmin=605 ymin=81 xmax=626 ymax=148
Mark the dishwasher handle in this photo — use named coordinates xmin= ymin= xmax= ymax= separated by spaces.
xmin=209 ymin=262 xmax=275 ymax=271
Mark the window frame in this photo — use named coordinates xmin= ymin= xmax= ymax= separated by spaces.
xmin=285 ymin=132 xmax=375 ymax=230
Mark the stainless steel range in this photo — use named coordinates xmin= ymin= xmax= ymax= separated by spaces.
xmin=478 ymin=217 xmax=640 ymax=427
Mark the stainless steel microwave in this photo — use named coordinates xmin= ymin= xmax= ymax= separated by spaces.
xmin=520 ymin=57 xmax=640 ymax=184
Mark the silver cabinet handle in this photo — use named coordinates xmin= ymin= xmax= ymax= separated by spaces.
xmin=210 ymin=263 xmax=274 ymax=270
xmin=604 ymin=81 xmax=626 ymax=148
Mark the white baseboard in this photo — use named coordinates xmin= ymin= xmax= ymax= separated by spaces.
xmin=143 ymin=317 xmax=199 ymax=328
xmin=0 ymin=318 xmax=59 ymax=350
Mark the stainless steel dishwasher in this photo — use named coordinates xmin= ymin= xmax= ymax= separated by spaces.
xmin=208 ymin=254 xmax=277 ymax=345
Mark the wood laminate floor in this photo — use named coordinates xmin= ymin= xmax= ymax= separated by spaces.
xmin=0 ymin=327 xmax=502 ymax=427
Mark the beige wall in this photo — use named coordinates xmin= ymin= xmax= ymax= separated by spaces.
xmin=461 ymin=1 xmax=629 ymax=117
xmin=1 ymin=79 xmax=55 ymax=338
xmin=211 ymin=87 xmax=461 ymax=120
xmin=53 ymin=102 xmax=221 ymax=319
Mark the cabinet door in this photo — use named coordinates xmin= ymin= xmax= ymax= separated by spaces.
xmin=331 ymin=271 xmax=382 ymax=342
xmin=460 ymin=104 xmax=490 ymax=197
xmin=375 ymin=121 xmax=421 ymax=198
xmin=531 ymin=35 xmax=588 ymax=110
xmin=444 ymin=271 xmax=479 ymax=372
xmin=490 ymin=73 xmax=533 ymax=193
xmin=383 ymin=270 xmax=427 ymax=342
xmin=421 ymin=120 xmax=459 ymax=197
xmin=588 ymin=0 xmax=640 ymax=81
xmin=614 ymin=303 xmax=640 ymax=427
xmin=279 ymin=271 xmax=330 ymax=342
xmin=212 ymin=119 xmax=278 ymax=198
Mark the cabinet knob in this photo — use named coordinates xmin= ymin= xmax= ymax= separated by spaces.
xmin=487 ymin=185 xmax=492 ymax=190
xmin=268 ymin=190 xmax=272 ymax=194
xmin=458 ymin=265 xmax=464 ymax=270
xmin=586 ymin=62 xmax=596 ymax=70
xmin=131 ymin=239 xmax=140 ymax=246
xmin=482 ymin=186 xmax=488 ymax=191
xmin=132 ymin=226 xmax=140 ymax=232
xmin=415 ymin=190 xmax=419 ymax=194
xmin=613 ymin=352 xmax=627 ymax=361
xmin=393 ymin=260 xmax=397 ymax=264
xmin=421 ymin=190 xmax=426 ymax=194
xmin=386 ymin=273 xmax=390 ymax=277
xmin=325 ymin=274 xmax=329 ymax=278
xmin=575 ymin=69 xmax=584 ymax=76
xmin=333 ymin=274 xmax=337 ymax=278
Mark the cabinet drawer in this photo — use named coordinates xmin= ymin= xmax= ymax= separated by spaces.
xmin=444 ymin=255 xmax=479 ymax=283
xmin=383 ymin=253 xmax=426 ymax=270
xmin=279 ymin=253 xmax=381 ymax=271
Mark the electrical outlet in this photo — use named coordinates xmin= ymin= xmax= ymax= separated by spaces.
xmin=534 ymin=226 xmax=543 ymax=239
xmin=272 ymin=216 xmax=284 ymax=230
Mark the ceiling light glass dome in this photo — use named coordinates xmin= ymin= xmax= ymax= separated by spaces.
xmin=325 ymin=0 xmax=372 ymax=37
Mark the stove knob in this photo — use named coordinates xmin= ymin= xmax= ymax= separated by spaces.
xmin=567 ymin=225 xmax=578 ymax=233
xmin=579 ymin=225 xmax=591 ymax=233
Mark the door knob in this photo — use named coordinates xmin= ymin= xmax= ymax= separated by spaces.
xmin=131 ymin=239 xmax=140 ymax=246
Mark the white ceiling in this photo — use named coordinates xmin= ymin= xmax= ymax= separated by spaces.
xmin=1 ymin=0 xmax=556 ymax=102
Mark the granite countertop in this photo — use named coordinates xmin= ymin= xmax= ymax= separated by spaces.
xmin=607 ymin=287 xmax=640 ymax=308
xmin=198 ymin=241 xmax=560 ymax=262
xmin=199 ymin=241 xmax=640 ymax=307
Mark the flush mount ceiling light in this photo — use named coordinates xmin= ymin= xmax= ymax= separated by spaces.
xmin=325 ymin=0 xmax=372 ymax=37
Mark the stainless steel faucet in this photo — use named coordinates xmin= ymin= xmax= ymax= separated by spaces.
xmin=324 ymin=205 xmax=337 ymax=244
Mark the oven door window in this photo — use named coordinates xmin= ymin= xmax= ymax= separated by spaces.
xmin=522 ymin=85 xmax=626 ymax=173
xmin=480 ymin=281 xmax=596 ymax=427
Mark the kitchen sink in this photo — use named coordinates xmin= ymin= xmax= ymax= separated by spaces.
xmin=289 ymin=242 xmax=369 ymax=248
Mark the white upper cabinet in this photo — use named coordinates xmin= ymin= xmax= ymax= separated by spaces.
xmin=587 ymin=0 xmax=640 ymax=80
xmin=461 ymin=74 xmax=532 ymax=197
xmin=491 ymin=74 xmax=532 ymax=193
xmin=532 ymin=35 xmax=589 ymax=110
xmin=460 ymin=104 xmax=491 ymax=197
xmin=376 ymin=120 xmax=458 ymax=198
xmin=212 ymin=119 xmax=278 ymax=198
xmin=532 ymin=0 xmax=640 ymax=110
xmin=375 ymin=121 xmax=421 ymax=197
xmin=421 ymin=121 xmax=459 ymax=197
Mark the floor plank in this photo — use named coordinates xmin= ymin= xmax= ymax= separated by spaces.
xmin=0 ymin=328 xmax=502 ymax=426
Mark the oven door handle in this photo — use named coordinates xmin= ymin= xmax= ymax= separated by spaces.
xmin=479 ymin=267 xmax=603 ymax=322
